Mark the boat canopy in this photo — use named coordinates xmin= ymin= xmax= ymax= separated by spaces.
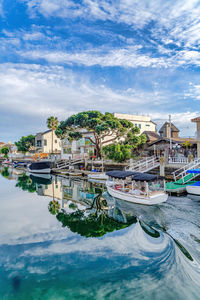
xmin=187 ymin=169 xmax=200 ymax=174
xmin=132 ymin=173 xmax=164 ymax=182
xmin=106 ymin=170 xmax=164 ymax=181
xmin=106 ymin=170 xmax=137 ymax=179
xmin=29 ymin=161 xmax=51 ymax=170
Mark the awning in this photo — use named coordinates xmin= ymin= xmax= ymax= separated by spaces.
xmin=106 ymin=170 xmax=164 ymax=181
xmin=106 ymin=170 xmax=137 ymax=179
xmin=187 ymin=169 xmax=200 ymax=174
xmin=132 ymin=173 xmax=165 ymax=182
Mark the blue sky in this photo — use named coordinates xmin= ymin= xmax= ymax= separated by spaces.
xmin=0 ymin=0 xmax=200 ymax=142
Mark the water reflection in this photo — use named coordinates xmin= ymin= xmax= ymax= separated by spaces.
xmin=1 ymin=168 xmax=200 ymax=299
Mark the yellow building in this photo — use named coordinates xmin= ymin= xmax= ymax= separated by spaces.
xmin=35 ymin=129 xmax=61 ymax=153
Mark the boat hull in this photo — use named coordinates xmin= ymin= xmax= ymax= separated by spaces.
xmin=186 ymin=185 xmax=200 ymax=195
xmin=106 ymin=185 xmax=168 ymax=205
xmin=27 ymin=167 xmax=51 ymax=174
xmin=88 ymin=173 xmax=108 ymax=180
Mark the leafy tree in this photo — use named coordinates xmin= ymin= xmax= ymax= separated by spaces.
xmin=55 ymin=111 xmax=133 ymax=158
xmin=46 ymin=116 xmax=59 ymax=153
xmin=1 ymin=167 xmax=9 ymax=178
xmin=103 ymin=144 xmax=132 ymax=162
xmin=48 ymin=200 xmax=61 ymax=215
xmin=0 ymin=146 xmax=9 ymax=158
xmin=15 ymin=135 xmax=35 ymax=154
xmin=182 ymin=141 xmax=192 ymax=149
xmin=56 ymin=209 xmax=131 ymax=238
xmin=103 ymin=127 xmax=147 ymax=162
xmin=16 ymin=174 xmax=36 ymax=193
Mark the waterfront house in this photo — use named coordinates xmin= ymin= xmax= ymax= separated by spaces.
xmin=61 ymin=129 xmax=95 ymax=160
xmin=159 ymin=122 xmax=179 ymax=138
xmin=146 ymin=121 xmax=197 ymax=157
xmin=35 ymin=130 xmax=61 ymax=154
xmin=113 ymin=113 xmax=157 ymax=133
xmin=191 ymin=116 xmax=200 ymax=158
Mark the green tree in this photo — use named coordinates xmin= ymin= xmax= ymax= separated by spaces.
xmin=1 ymin=167 xmax=9 ymax=178
xmin=0 ymin=146 xmax=9 ymax=158
xmin=15 ymin=135 xmax=35 ymax=154
xmin=46 ymin=116 xmax=59 ymax=153
xmin=48 ymin=200 xmax=61 ymax=215
xmin=103 ymin=143 xmax=132 ymax=162
xmin=103 ymin=127 xmax=147 ymax=162
xmin=15 ymin=174 xmax=36 ymax=193
xmin=55 ymin=111 xmax=133 ymax=158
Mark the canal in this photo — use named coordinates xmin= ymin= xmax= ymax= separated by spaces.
xmin=0 ymin=167 xmax=200 ymax=299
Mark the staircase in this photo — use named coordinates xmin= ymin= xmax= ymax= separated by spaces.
xmin=172 ymin=158 xmax=200 ymax=184
xmin=55 ymin=158 xmax=83 ymax=170
xmin=126 ymin=156 xmax=160 ymax=173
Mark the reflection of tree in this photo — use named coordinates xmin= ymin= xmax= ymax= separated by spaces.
xmin=16 ymin=174 xmax=36 ymax=193
xmin=48 ymin=200 xmax=61 ymax=215
xmin=56 ymin=209 xmax=130 ymax=238
xmin=1 ymin=167 xmax=9 ymax=178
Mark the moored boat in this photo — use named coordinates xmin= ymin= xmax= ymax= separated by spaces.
xmin=106 ymin=171 xmax=168 ymax=205
xmin=186 ymin=169 xmax=200 ymax=195
xmin=88 ymin=172 xmax=108 ymax=180
xmin=27 ymin=161 xmax=51 ymax=174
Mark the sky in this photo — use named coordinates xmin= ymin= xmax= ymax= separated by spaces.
xmin=0 ymin=0 xmax=200 ymax=142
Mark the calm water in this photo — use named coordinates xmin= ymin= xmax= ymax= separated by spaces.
xmin=0 ymin=167 xmax=200 ymax=300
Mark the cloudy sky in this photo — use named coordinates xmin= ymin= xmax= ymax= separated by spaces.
xmin=1 ymin=0 xmax=200 ymax=142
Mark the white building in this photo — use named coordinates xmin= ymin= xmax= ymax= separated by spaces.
xmin=61 ymin=130 xmax=95 ymax=160
xmin=35 ymin=130 xmax=61 ymax=153
xmin=113 ymin=113 xmax=156 ymax=133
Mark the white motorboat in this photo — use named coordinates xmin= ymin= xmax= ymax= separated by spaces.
xmin=185 ymin=169 xmax=200 ymax=195
xmin=88 ymin=172 xmax=108 ymax=180
xmin=106 ymin=171 xmax=168 ymax=205
xmin=27 ymin=161 xmax=51 ymax=174
xmin=186 ymin=182 xmax=200 ymax=195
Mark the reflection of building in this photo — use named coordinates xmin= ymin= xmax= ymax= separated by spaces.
xmin=35 ymin=130 xmax=61 ymax=153
xmin=37 ymin=179 xmax=63 ymax=200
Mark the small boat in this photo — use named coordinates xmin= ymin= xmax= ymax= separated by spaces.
xmin=88 ymin=172 xmax=108 ymax=180
xmin=27 ymin=161 xmax=51 ymax=174
xmin=69 ymin=171 xmax=82 ymax=177
xmin=13 ymin=161 xmax=28 ymax=168
xmin=106 ymin=171 xmax=168 ymax=205
xmin=2 ymin=160 xmax=12 ymax=165
xmin=185 ymin=169 xmax=200 ymax=195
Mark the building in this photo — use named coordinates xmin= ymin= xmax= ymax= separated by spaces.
xmin=35 ymin=130 xmax=61 ymax=153
xmin=191 ymin=116 xmax=200 ymax=158
xmin=61 ymin=130 xmax=95 ymax=160
xmin=113 ymin=113 xmax=156 ymax=133
xmin=159 ymin=122 xmax=179 ymax=138
xmin=0 ymin=142 xmax=6 ymax=149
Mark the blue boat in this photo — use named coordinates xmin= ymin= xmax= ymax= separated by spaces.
xmin=186 ymin=169 xmax=200 ymax=195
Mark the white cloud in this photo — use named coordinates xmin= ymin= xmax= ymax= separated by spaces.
xmin=21 ymin=0 xmax=200 ymax=49
xmin=0 ymin=63 xmax=198 ymax=139
xmin=19 ymin=47 xmax=171 ymax=68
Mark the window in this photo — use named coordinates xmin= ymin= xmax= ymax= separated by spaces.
xmin=36 ymin=140 xmax=42 ymax=147
xmin=139 ymin=124 xmax=141 ymax=129
xmin=55 ymin=139 xmax=57 ymax=143
xmin=146 ymin=124 xmax=150 ymax=127
xmin=44 ymin=139 xmax=47 ymax=146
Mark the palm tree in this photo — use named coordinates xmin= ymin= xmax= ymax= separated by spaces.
xmin=46 ymin=116 xmax=59 ymax=153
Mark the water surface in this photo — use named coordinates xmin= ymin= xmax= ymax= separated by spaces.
xmin=0 ymin=167 xmax=200 ymax=299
